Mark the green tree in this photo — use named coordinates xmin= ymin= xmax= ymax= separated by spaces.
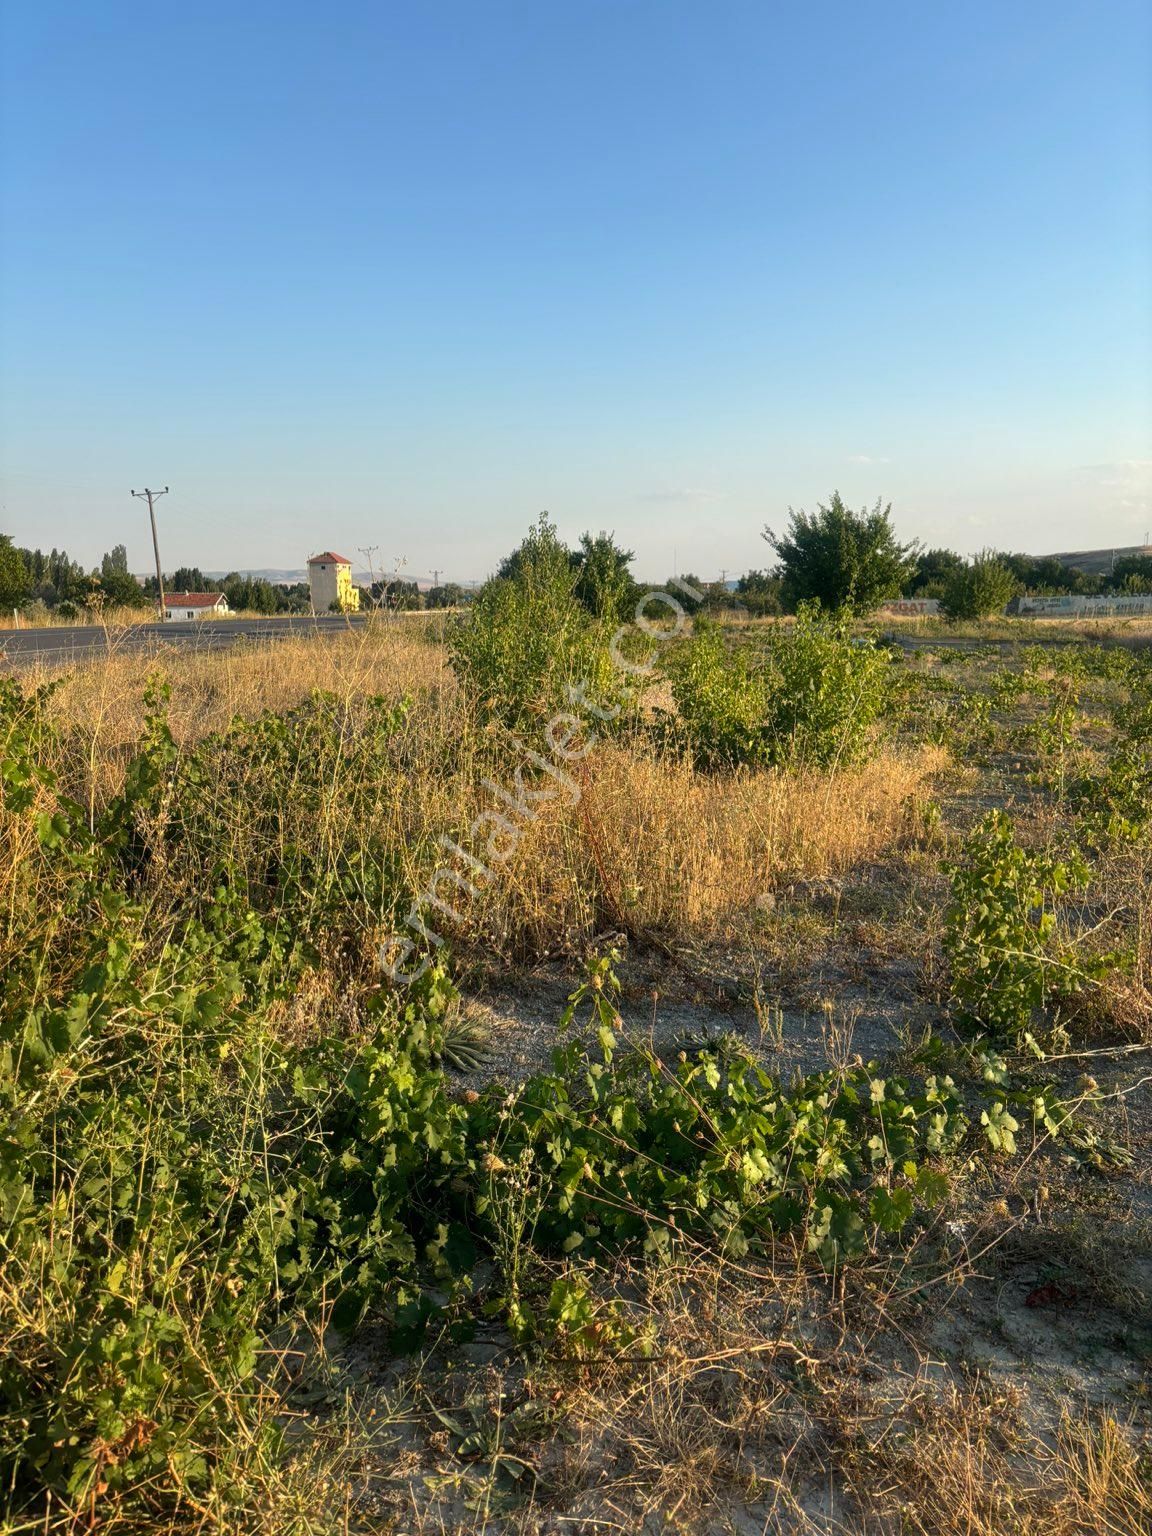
xmin=735 ymin=569 xmax=782 ymax=616
xmin=99 ymin=569 xmax=148 ymax=607
xmin=495 ymin=513 xmax=572 ymax=584
xmin=169 ymin=567 xmax=215 ymax=593
xmin=570 ymin=531 xmax=638 ymax=620
xmin=763 ymin=492 xmax=918 ymax=615
xmin=999 ymin=553 xmax=1085 ymax=595
xmin=939 ymin=551 xmax=1019 ymax=619
xmin=92 ymin=545 xmax=147 ymax=607
xmin=425 ymin=582 xmax=467 ymax=609
xmin=452 ymin=514 xmax=620 ymax=728
xmin=1110 ymin=554 xmax=1152 ymax=594
xmin=0 ymin=535 xmax=29 ymax=609
xmin=910 ymin=547 xmax=965 ymax=597
xmin=371 ymin=578 xmax=422 ymax=610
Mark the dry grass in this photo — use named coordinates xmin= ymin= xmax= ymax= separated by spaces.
xmin=874 ymin=612 xmax=1152 ymax=645
xmin=32 ymin=626 xmax=450 ymax=811
xmin=475 ymin=744 xmax=945 ymax=958
xmin=23 ymin=630 xmax=944 ymax=970
xmin=359 ymin=1252 xmax=1150 ymax=1535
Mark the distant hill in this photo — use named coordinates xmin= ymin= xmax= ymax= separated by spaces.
xmin=1044 ymin=544 xmax=1152 ymax=576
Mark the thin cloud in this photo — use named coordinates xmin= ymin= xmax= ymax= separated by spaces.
xmin=847 ymin=454 xmax=892 ymax=465
xmin=1075 ymin=459 xmax=1152 ymax=488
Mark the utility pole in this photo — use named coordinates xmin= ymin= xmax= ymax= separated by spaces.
xmin=432 ymin=568 xmax=441 ymax=590
xmin=132 ymin=486 xmax=169 ymax=619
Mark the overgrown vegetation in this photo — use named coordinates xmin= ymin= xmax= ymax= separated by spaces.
xmin=940 ymin=550 xmax=1021 ymax=619
xmin=668 ymin=604 xmax=891 ymax=767
xmin=1 ymin=571 xmax=1148 ymax=1533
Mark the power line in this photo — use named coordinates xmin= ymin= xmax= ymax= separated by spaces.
xmin=131 ymin=486 xmax=169 ymax=618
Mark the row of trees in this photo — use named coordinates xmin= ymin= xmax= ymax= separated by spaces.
xmin=0 ymin=536 xmax=483 ymax=619
xmin=760 ymin=494 xmax=1152 ymax=619
xmin=5 ymin=500 xmax=1149 ymax=624
xmin=0 ymin=539 xmax=153 ymax=615
xmin=475 ymin=498 xmax=1151 ymax=629
xmin=0 ymin=540 xmax=327 ymax=617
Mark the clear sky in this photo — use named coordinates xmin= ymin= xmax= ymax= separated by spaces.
xmin=1 ymin=1 xmax=1149 ymax=583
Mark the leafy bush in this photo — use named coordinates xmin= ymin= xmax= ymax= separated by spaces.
xmin=943 ymin=811 xmax=1114 ymax=1037
xmin=734 ymin=568 xmax=783 ymax=616
xmin=467 ymin=954 xmax=966 ymax=1295
xmin=669 ymin=606 xmax=891 ymax=769
xmin=137 ymin=687 xmax=417 ymax=964
xmin=569 ymin=530 xmax=639 ymax=620
xmin=939 ymin=551 xmax=1018 ymax=619
xmin=450 ymin=515 xmax=623 ymax=729
xmin=763 ymin=492 xmax=919 ymax=615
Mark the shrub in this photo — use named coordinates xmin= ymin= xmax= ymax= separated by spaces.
xmin=669 ymin=606 xmax=891 ymax=769
xmin=450 ymin=514 xmax=623 ymax=729
xmin=763 ymin=492 xmax=919 ymax=615
xmin=939 ymin=551 xmax=1018 ymax=619
xmin=734 ymin=568 xmax=783 ymax=616
xmin=468 ymin=953 xmax=967 ymax=1284
xmin=569 ymin=530 xmax=639 ymax=620
xmin=943 ymin=811 xmax=1114 ymax=1037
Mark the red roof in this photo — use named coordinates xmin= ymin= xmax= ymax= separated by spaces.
xmin=165 ymin=592 xmax=227 ymax=608
xmin=307 ymin=551 xmax=352 ymax=566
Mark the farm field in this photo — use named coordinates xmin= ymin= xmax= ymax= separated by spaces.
xmin=2 ymin=589 xmax=1150 ymax=1535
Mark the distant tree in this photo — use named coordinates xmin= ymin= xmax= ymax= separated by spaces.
xmin=665 ymin=573 xmax=706 ymax=612
xmin=280 ymin=582 xmax=312 ymax=613
xmin=426 ymin=582 xmax=467 ymax=609
xmin=570 ymin=531 xmax=639 ymax=620
xmin=1110 ymin=554 xmax=1152 ymax=594
xmin=169 ymin=567 xmax=217 ymax=593
xmin=999 ymin=553 xmax=1084 ymax=595
xmin=371 ymin=578 xmax=422 ymax=610
xmin=102 ymin=570 xmax=148 ymax=607
xmin=91 ymin=544 xmax=147 ymax=607
xmin=222 ymin=574 xmax=281 ymax=613
xmin=763 ymin=492 xmax=918 ymax=615
xmin=910 ymin=548 xmax=966 ymax=597
xmin=735 ymin=569 xmax=783 ymax=616
xmin=701 ymin=580 xmax=738 ymax=611
xmin=0 ymin=536 xmax=29 ymax=609
xmin=12 ymin=545 xmax=87 ymax=606
xmin=940 ymin=551 xmax=1019 ymax=619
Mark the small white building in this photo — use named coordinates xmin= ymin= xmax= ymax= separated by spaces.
xmin=162 ymin=592 xmax=230 ymax=622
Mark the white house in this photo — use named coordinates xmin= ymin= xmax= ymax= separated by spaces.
xmin=162 ymin=592 xmax=230 ymax=622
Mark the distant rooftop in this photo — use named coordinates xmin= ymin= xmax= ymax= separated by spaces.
xmin=164 ymin=592 xmax=226 ymax=607
xmin=307 ymin=551 xmax=352 ymax=566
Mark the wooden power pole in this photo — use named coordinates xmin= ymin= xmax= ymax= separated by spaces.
xmin=132 ymin=486 xmax=169 ymax=618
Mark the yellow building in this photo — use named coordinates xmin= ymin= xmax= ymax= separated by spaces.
xmin=307 ymin=551 xmax=361 ymax=613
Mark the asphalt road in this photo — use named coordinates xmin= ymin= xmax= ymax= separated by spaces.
xmin=0 ymin=612 xmax=374 ymax=669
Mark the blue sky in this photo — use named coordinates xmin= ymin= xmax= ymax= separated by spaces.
xmin=1 ymin=1 xmax=1149 ymax=581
